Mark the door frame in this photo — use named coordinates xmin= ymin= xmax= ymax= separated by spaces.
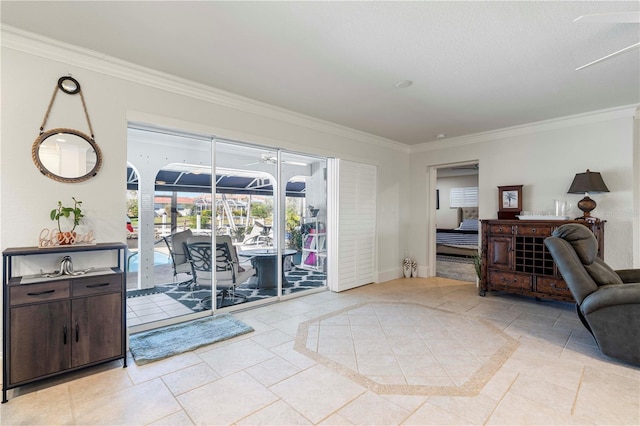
xmin=426 ymin=160 xmax=479 ymax=278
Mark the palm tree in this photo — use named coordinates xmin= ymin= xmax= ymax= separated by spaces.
xmin=504 ymin=191 xmax=517 ymax=207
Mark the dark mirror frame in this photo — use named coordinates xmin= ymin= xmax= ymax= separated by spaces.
xmin=32 ymin=127 xmax=102 ymax=183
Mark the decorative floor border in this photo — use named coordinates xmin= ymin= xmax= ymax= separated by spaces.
xmin=294 ymin=301 xmax=519 ymax=396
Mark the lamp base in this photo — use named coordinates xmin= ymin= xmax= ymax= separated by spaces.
xmin=577 ymin=195 xmax=597 ymax=218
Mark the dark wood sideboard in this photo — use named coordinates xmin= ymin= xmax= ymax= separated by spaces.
xmin=2 ymin=243 xmax=127 ymax=403
xmin=480 ymin=219 xmax=604 ymax=302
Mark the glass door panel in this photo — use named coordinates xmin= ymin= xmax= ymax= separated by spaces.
xmin=281 ymin=152 xmax=328 ymax=294
xmin=126 ymin=126 xmax=214 ymax=329
xmin=214 ymin=141 xmax=279 ymax=306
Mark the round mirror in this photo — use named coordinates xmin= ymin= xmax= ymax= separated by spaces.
xmin=57 ymin=76 xmax=80 ymax=95
xmin=32 ymin=128 xmax=102 ymax=183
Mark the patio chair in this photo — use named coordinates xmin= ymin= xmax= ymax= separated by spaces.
xmin=242 ymin=220 xmax=272 ymax=246
xmin=216 ymin=235 xmax=254 ymax=273
xmin=186 ymin=237 xmax=253 ymax=308
xmin=162 ymin=229 xmax=193 ymax=287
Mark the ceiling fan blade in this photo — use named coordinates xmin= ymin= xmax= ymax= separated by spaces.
xmin=575 ymin=42 xmax=640 ymax=70
xmin=574 ymin=11 xmax=640 ymax=23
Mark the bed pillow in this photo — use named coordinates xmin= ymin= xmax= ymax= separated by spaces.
xmin=458 ymin=219 xmax=478 ymax=231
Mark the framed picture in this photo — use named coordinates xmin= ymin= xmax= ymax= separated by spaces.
xmin=498 ymin=185 xmax=523 ymax=212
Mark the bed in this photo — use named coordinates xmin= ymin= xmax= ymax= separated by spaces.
xmin=436 ymin=207 xmax=479 ymax=257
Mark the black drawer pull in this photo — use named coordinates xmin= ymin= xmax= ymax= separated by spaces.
xmin=27 ymin=289 xmax=55 ymax=296
xmin=86 ymin=282 xmax=109 ymax=288
xmin=63 ymin=325 xmax=67 ymax=345
xmin=75 ymin=322 xmax=79 ymax=342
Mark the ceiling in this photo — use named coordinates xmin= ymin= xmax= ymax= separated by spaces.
xmin=2 ymin=1 xmax=639 ymax=146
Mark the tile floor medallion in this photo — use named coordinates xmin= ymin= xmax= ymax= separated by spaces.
xmin=295 ymin=301 xmax=519 ymax=396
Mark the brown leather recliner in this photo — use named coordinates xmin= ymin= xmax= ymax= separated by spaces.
xmin=544 ymin=224 xmax=640 ymax=365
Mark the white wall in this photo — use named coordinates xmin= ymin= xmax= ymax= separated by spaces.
xmin=409 ymin=107 xmax=638 ymax=273
xmin=1 ymin=28 xmax=638 ymax=289
xmin=0 ymin=30 xmax=410 ymax=285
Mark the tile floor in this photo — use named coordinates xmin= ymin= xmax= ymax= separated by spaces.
xmin=2 ymin=277 xmax=639 ymax=425
xmin=127 ymin=292 xmax=196 ymax=326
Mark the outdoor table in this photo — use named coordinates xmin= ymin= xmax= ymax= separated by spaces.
xmin=239 ymin=248 xmax=296 ymax=289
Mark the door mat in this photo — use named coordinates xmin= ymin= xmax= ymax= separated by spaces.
xmin=129 ymin=314 xmax=253 ymax=365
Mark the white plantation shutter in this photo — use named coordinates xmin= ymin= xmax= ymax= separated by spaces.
xmin=449 ymin=187 xmax=478 ymax=208
xmin=336 ymin=160 xmax=376 ymax=291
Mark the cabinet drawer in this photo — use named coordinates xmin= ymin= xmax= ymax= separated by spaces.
xmin=536 ymin=277 xmax=572 ymax=297
xmin=489 ymin=224 xmax=513 ymax=235
xmin=515 ymin=224 xmax=553 ymax=237
xmin=9 ymin=281 xmax=70 ymax=306
xmin=72 ymin=274 xmax=123 ymax=297
xmin=488 ymin=271 xmax=531 ymax=291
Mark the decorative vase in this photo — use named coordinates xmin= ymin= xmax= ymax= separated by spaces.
xmin=411 ymin=260 xmax=418 ymax=278
xmin=403 ymin=257 xmax=412 ymax=278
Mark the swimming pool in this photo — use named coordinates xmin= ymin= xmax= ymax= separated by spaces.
xmin=127 ymin=251 xmax=171 ymax=272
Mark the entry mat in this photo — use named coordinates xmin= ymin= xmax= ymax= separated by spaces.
xmin=129 ymin=314 xmax=253 ymax=365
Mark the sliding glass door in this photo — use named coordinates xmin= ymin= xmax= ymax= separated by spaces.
xmin=127 ymin=125 xmax=328 ymax=330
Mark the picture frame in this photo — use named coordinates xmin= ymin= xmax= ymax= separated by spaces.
xmin=498 ymin=185 xmax=523 ymax=212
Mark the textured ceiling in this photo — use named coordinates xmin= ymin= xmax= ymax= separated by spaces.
xmin=2 ymin=1 xmax=639 ymax=146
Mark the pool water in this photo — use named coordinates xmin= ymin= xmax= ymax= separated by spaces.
xmin=127 ymin=251 xmax=171 ymax=272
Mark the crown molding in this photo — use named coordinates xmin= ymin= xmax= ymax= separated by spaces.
xmin=1 ymin=26 xmax=409 ymax=154
xmin=410 ymin=104 xmax=639 ymax=153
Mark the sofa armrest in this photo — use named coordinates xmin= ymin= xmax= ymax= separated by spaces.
xmin=581 ymin=282 xmax=640 ymax=316
xmin=614 ymin=269 xmax=640 ymax=283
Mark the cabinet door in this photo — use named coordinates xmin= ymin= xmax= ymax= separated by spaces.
xmin=488 ymin=237 xmax=512 ymax=270
xmin=9 ymin=301 xmax=71 ymax=384
xmin=71 ymin=292 xmax=122 ymax=367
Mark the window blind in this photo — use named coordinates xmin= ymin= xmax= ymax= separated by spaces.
xmin=450 ymin=187 xmax=478 ymax=208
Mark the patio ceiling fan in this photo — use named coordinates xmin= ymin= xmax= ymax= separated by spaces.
xmin=574 ymin=11 xmax=640 ymax=70
xmin=243 ymin=152 xmax=278 ymax=166
xmin=244 ymin=152 xmax=308 ymax=167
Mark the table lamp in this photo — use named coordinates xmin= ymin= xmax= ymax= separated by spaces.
xmin=567 ymin=169 xmax=609 ymax=219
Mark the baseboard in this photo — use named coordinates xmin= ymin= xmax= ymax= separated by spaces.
xmin=377 ymin=266 xmax=403 ymax=282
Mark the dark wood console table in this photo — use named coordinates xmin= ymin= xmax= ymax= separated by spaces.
xmin=480 ymin=219 xmax=604 ymax=302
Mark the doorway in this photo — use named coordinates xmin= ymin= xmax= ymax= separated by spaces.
xmin=431 ymin=162 xmax=479 ymax=282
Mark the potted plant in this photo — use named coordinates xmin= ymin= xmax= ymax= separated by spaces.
xmin=50 ymin=197 xmax=84 ymax=244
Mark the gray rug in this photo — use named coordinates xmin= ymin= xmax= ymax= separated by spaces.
xmin=129 ymin=314 xmax=253 ymax=365
xmin=436 ymin=255 xmax=477 ymax=282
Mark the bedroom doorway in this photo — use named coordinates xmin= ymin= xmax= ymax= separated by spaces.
xmin=433 ymin=162 xmax=479 ymax=282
